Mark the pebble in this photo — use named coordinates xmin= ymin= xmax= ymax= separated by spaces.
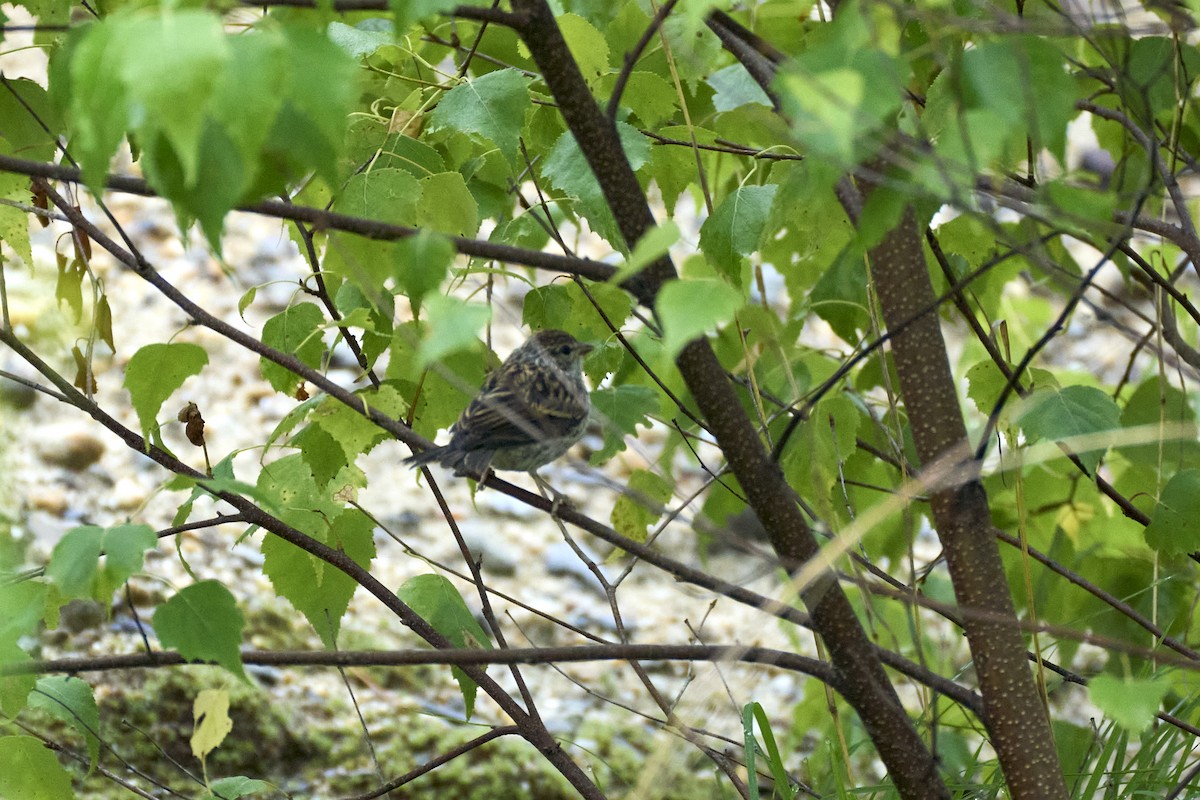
xmin=458 ymin=520 xmax=519 ymax=575
xmin=110 ymin=616 xmax=154 ymax=636
xmin=111 ymin=476 xmax=148 ymax=511
xmin=477 ymin=489 xmax=540 ymax=519
xmin=544 ymin=541 xmax=611 ymax=597
xmin=27 ymin=485 xmax=68 ymax=515
xmin=35 ymin=424 xmax=106 ymax=470
xmin=24 ymin=510 xmax=76 ymax=552
xmin=232 ymin=543 xmax=265 ymax=568
xmin=59 ymin=599 xmax=105 ymax=633
xmin=0 ymin=356 xmax=39 ymax=408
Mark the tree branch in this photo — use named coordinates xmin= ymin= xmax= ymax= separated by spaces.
xmin=0 ymin=154 xmax=617 ymax=283
xmin=4 ymin=644 xmax=838 ymax=680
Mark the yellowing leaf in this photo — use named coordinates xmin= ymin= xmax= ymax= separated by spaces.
xmin=191 ymin=688 xmax=233 ymax=759
xmin=611 ymin=470 xmax=672 ymax=543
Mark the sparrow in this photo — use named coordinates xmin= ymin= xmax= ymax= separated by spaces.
xmin=405 ymin=329 xmax=593 ymax=496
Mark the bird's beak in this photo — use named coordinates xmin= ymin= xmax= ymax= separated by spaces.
xmin=577 ymin=342 xmax=595 ymax=356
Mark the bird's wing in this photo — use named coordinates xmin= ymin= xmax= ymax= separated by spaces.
xmin=450 ymin=368 xmax=551 ymax=451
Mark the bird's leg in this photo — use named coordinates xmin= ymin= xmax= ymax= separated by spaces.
xmin=467 ymin=454 xmax=497 ymax=493
xmin=530 ymin=471 xmax=572 ymax=516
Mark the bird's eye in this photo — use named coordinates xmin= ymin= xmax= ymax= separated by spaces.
xmin=558 ymin=344 xmax=573 ymax=356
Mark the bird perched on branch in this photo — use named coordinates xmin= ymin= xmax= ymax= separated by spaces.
xmin=405 ymin=329 xmax=593 ymax=502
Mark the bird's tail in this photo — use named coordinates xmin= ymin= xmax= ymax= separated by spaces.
xmin=404 ymin=446 xmax=448 ymax=469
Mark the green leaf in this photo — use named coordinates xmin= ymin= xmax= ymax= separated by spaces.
xmin=44 ymin=524 xmax=155 ymax=604
xmin=328 ymin=20 xmax=392 ymax=60
xmin=777 ymin=66 xmax=865 ymax=163
xmin=326 ymin=167 xmax=421 ymax=303
xmin=523 ymin=281 xmax=632 ymax=344
xmin=95 ymin=295 xmax=114 ymax=352
xmin=743 ymin=702 xmax=798 ymax=800
xmin=269 ymin=25 xmax=359 ymax=189
xmin=699 ymin=184 xmax=777 ymax=285
xmin=292 ymin=424 xmax=348 ymax=489
xmin=56 ymin=20 xmax=130 ymax=193
xmin=960 ymin=36 xmax=1075 ymax=164
xmin=394 ymin=231 xmax=455 ymax=314
xmin=1143 ymin=469 xmax=1200 ymax=556
xmin=0 ymin=581 xmax=50 ymax=647
xmin=259 ymin=458 xmax=375 ymax=647
xmin=656 ymin=278 xmax=744 ymax=359
xmin=152 ymin=580 xmax=246 ymax=680
xmin=260 ymin=304 xmax=327 ymax=394
xmin=809 ymin=246 xmax=871 ymax=343
xmin=124 ymin=342 xmax=208 ymax=445
xmin=44 ymin=525 xmax=102 ymax=600
xmin=28 ymin=676 xmax=100 ymax=770
xmin=707 ymin=64 xmax=773 ymax=112
xmin=1042 ymin=181 xmax=1119 ymax=235
xmin=237 ymin=286 xmax=256 ymax=321
xmin=388 ymin=0 xmax=458 ymax=31
xmin=649 ymin=139 xmax=696 ymax=212
xmin=488 ymin=212 xmax=551 ymax=251
xmin=309 ymin=384 xmax=407 ymax=462
xmin=535 ymin=14 xmax=609 ymax=88
xmin=541 ymin=122 xmax=650 ymax=247
xmin=589 ymin=385 xmax=660 ymax=463
xmin=0 ymin=172 xmax=32 ymax=269
xmin=416 ymin=295 xmax=491 ymax=368
xmin=0 ymin=642 xmax=36 ymax=719
xmin=1088 ymin=674 xmax=1171 ymax=734
xmin=417 ymin=172 xmax=479 ymax=237
xmin=1117 ymin=379 xmax=1200 ymax=468
xmin=119 ymin=11 xmax=229 ymax=188
xmin=204 ymin=777 xmax=271 ymax=800
xmin=1018 ymin=385 xmax=1121 ymax=474
xmin=965 ymin=360 xmax=1057 ymax=423
xmin=522 ymin=284 xmax=574 ymax=332
xmin=388 ymin=322 xmax=492 ymax=438
xmin=361 ymin=129 xmax=447 ymax=179
xmin=611 ymin=220 xmax=680 ymax=284
xmin=54 ymin=256 xmax=83 ymax=322
xmin=602 ymin=71 xmax=677 ymax=126
xmin=427 ymin=69 xmax=532 ymax=165
xmin=0 ymin=78 xmax=61 ymax=162
xmin=773 ymin=5 xmax=902 ymax=165
xmin=662 ymin=14 xmax=723 ymax=91
xmin=334 ymin=281 xmax=394 ymax=366
xmin=611 ymin=469 xmax=672 ymax=543
xmin=337 ymin=167 xmax=423 ymax=236
xmin=397 ymin=574 xmax=493 ymax=719
xmin=0 ymin=735 xmax=73 ymax=799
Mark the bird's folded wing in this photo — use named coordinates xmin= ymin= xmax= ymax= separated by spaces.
xmin=453 ymin=386 xmax=549 ymax=450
